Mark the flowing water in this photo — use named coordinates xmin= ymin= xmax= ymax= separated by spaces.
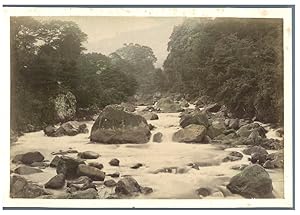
xmin=10 ymin=106 xmax=284 ymax=199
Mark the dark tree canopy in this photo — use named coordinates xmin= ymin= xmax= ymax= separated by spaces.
xmin=163 ymin=18 xmax=283 ymax=123
xmin=11 ymin=17 xmax=138 ymax=132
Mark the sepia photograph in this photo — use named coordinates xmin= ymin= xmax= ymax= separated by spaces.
xmin=2 ymin=5 xmax=294 ymax=209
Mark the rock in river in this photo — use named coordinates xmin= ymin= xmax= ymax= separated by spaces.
xmin=173 ymin=124 xmax=207 ymax=143
xmin=77 ymin=164 xmax=105 ymax=181
xmin=115 ymin=176 xmax=141 ymax=196
xmin=90 ymin=105 xmax=151 ymax=144
xmin=45 ymin=174 xmax=65 ymax=189
xmin=153 ymin=132 xmax=163 ymax=143
xmin=14 ymin=151 xmax=45 ymax=165
xmin=14 ymin=166 xmax=43 ymax=175
xmin=56 ymin=156 xmax=85 ymax=179
xmin=109 ymin=158 xmax=120 ymax=166
xmin=78 ymin=151 xmax=100 ymax=159
xmin=179 ymin=111 xmax=209 ymax=128
xmin=227 ymin=164 xmax=273 ymax=198
xmin=10 ymin=174 xmax=50 ymax=198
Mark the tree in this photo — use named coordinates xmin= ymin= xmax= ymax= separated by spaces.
xmin=163 ymin=18 xmax=283 ymax=123
xmin=112 ymin=43 xmax=157 ymax=94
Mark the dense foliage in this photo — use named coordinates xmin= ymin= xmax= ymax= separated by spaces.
xmin=11 ymin=17 xmax=138 ymax=132
xmin=163 ymin=18 xmax=283 ymax=123
xmin=112 ymin=43 xmax=158 ymax=94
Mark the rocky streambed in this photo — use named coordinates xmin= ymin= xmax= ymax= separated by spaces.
xmin=10 ymin=104 xmax=284 ymax=199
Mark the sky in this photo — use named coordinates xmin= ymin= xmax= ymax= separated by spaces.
xmin=38 ymin=16 xmax=185 ymax=67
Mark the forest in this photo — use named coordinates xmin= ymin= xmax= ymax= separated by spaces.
xmin=11 ymin=17 xmax=283 ymax=133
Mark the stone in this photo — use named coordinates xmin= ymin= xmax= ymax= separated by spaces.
xmin=77 ymin=164 xmax=105 ymax=181
xmin=275 ymin=128 xmax=284 ymax=137
xmin=263 ymin=160 xmax=275 ymax=169
xmin=231 ymin=164 xmax=249 ymax=171
xmin=204 ymin=103 xmax=221 ymax=113
xmin=153 ymin=132 xmax=163 ymax=143
xmin=109 ymin=158 xmax=120 ymax=166
xmin=141 ymin=187 xmax=153 ymax=195
xmin=172 ymin=124 xmax=207 ymax=143
xmin=51 ymin=121 xmax=88 ymax=137
xmin=227 ymin=164 xmax=273 ymax=198
xmin=242 ymin=146 xmax=268 ymax=156
xmin=12 ymin=154 xmax=24 ymax=164
xmin=228 ymin=119 xmax=240 ymax=130
xmin=148 ymin=124 xmax=156 ymax=130
xmin=50 ymin=156 xmax=61 ymax=168
xmin=237 ymin=123 xmax=266 ymax=138
xmin=179 ymin=111 xmax=209 ymax=128
xmin=222 ymin=156 xmax=242 ymax=162
xmin=150 ymin=113 xmax=159 ymax=120
xmin=78 ymin=151 xmax=100 ymax=159
xmin=217 ymin=186 xmax=232 ymax=197
xmin=265 ymin=152 xmax=284 ymax=168
xmin=20 ymin=151 xmax=45 ymax=165
xmin=115 ymin=176 xmax=141 ymax=196
xmin=52 ymin=91 xmax=76 ymax=122
xmin=90 ymin=105 xmax=151 ymax=144
xmin=30 ymin=162 xmax=49 ymax=168
xmin=10 ymin=175 xmax=50 ymax=198
xmin=14 ymin=166 xmax=43 ymax=175
xmin=45 ymin=174 xmax=65 ymax=189
xmin=196 ymin=187 xmax=212 ymax=197
xmin=229 ymin=151 xmax=243 ymax=158
xmin=51 ymin=149 xmax=79 ymax=156
xmin=56 ymin=156 xmax=85 ymax=179
xmin=207 ymin=120 xmax=226 ymax=139
xmin=69 ymin=188 xmax=98 ymax=199
xmin=223 ymin=129 xmax=236 ymax=135
xmin=131 ymin=163 xmax=143 ymax=169
xmin=210 ymin=191 xmax=224 ymax=198
xmin=67 ymin=176 xmax=92 ymax=186
xmin=104 ymin=179 xmax=117 ymax=187
xmin=107 ymin=172 xmax=120 ymax=178
xmin=261 ymin=138 xmax=283 ymax=150
xmin=44 ymin=125 xmax=56 ymax=136
xmin=88 ymin=162 xmax=104 ymax=170
xmin=250 ymin=152 xmax=267 ymax=165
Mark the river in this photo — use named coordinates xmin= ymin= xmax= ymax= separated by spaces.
xmin=10 ymin=106 xmax=284 ymax=199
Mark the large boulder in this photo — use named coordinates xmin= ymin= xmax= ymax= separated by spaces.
xmin=56 ymin=156 xmax=85 ymax=179
xmin=115 ymin=176 xmax=141 ymax=196
xmin=173 ymin=124 xmax=207 ymax=143
xmin=207 ymin=120 xmax=226 ymax=139
xmin=237 ymin=123 xmax=266 ymax=138
xmin=90 ymin=105 xmax=151 ymax=144
xmin=155 ymin=98 xmax=183 ymax=113
xmin=77 ymin=164 xmax=105 ymax=181
xmin=15 ymin=151 xmax=45 ymax=165
xmin=52 ymin=91 xmax=76 ymax=122
xmin=10 ymin=175 xmax=50 ymax=198
xmin=227 ymin=164 xmax=273 ymax=198
xmin=179 ymin=111 xmax=209 ymax=128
